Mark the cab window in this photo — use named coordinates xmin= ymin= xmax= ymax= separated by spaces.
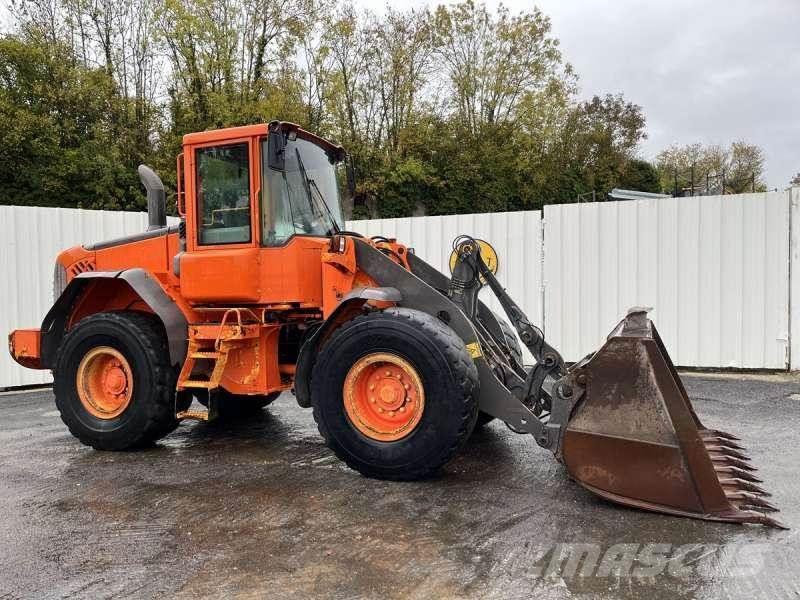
xmin=196 ymin=143 xmax=251 ymax=245
xmin=261 ymin=137 xmax=345 ymax=246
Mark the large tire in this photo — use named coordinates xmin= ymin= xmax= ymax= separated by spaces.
xmin=311 ymin=307 xmax=479 ymax=480
xmin=53 ymin=311 xmax=180 ymax=450
xmin=475 ymin=312 xmax=523 ymax=428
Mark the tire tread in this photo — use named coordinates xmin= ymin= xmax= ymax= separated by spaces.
xmin=54 ymin=311 xmax=178 ymax=450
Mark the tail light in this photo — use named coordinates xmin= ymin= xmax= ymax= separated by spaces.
xmin=53 ymin=262 xmax=67 ymax=302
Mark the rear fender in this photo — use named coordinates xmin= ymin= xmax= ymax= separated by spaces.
xmin=40 ymin=268 xmax=188 ymax=369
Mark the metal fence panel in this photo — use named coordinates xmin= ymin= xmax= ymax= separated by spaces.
xmin=1 ymin=193 xmax=792 ymax=389
xmin=346 ymin=211 xmax=544 ymax=361
xmin=543 ymin=192 xmax=790 ymax=368
xmin=0 ymin=206 xmax=155 ymax=387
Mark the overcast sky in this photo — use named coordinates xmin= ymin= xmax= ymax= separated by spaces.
xmin=361 ymin=0 xmax=799 ymax=188
xmin=2 ymin=0 xmax=797 ymax=187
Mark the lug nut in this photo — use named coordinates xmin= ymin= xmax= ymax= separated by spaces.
xmin=399 ymin=406 xmax=405 ymax=413
xmin=404 ymin=384 xmax=410 ymax=390
xmin=369 ymin=384 xmax=375 ymax=391
xmin=370 ymin=397 xmax=376 ymax=403
xmin=378 ymin=407 xmax=384 ymax=413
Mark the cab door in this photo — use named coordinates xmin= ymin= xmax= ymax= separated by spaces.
xmin=180 ymin=138 xmax=262 ymax=303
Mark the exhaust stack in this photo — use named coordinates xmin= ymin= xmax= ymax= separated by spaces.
xmin=137 ymin=164 xmax=166 ymax=231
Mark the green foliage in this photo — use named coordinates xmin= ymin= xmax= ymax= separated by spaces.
xmin=1 ymin=0 xmax=771 ymax=217
xmin=0 ymin=35 xmax=147 ymax=209
xmin=618 ymin=159 xmax=660 ymax=193
xmin=372 ymin=158 xmax=436 ymax=218
xmin=656 ymin=141 xmax=767 ymax=195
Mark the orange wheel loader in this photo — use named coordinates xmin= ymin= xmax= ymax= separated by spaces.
xmin=8 ymin=121 xmax=784 ymax=528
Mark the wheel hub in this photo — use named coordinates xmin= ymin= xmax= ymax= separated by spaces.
xmin=76 ymin=346 xmax=133 ymax=419
xmin=343 ymin=353 xmax=425 ymax=441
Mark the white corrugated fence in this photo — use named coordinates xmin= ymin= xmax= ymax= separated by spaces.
xmin=543 ymin=193 xmax=790 ymax=369
xmin=0 ymin=190 xmax=795 ymax=388
xmin=1 ymin=207 xmax=155 ymax=387
xmin=348 ymin=211 xmax=543 ymax=363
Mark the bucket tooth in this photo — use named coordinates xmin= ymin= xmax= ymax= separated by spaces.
xmin=740 ymin=502 xmax=780 ymax=514
xmin=710 ymin=455 xmax=756 ymax=471
xmin=725 ymin=492 xmax=779 ymax=512
xmin=745 ymin=501 xmax=780 ymax=513
xmin=719 ymin=478 xmax=771 ymax=497
xmin=737 ymin=512 xmax=789 ymax=529
xmin=704 ymin=429 xmax=741 ymax=442
xmin=745 ymin=496 xmax=778 ymax=512
xmin=714 ymin=465 xmax=763 ymax=483
xmin=704 ymin=444 xmax=751 ymax=461
xmin=700 ymin=434 xmax=746 ymax=451
xmin=739 ymin=502 xmax=779 ymax=513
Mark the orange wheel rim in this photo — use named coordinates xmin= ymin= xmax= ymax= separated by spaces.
xmin=343 ymin=352 xmax=425 ymax=442
xmin=76 ymin=346 xmax=133 ymax=419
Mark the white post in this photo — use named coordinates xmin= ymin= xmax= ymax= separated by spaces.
xmin=790 ymin=188 xmax=800 ymax=370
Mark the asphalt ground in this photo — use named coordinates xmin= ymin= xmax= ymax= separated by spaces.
xmin=1 ymin=373 xmax=798 ymax=599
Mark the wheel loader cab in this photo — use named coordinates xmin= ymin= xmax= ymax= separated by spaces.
xmin=178 ymin=123 xmax=348 ymax=306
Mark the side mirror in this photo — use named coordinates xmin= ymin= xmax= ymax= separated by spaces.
xmin=267 ymin=128 xmax=286 ymax=170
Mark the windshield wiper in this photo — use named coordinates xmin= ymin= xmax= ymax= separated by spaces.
xmin=295 ymin=148 xmax=341 ymax=235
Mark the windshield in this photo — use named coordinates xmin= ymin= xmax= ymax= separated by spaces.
xmin=261 ymin=137 xmax=346 ymax=246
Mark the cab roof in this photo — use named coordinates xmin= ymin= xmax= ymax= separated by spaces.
xmin=182 ymin=122 xmax=345 ymax=158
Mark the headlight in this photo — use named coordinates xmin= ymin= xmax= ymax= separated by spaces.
xmin=53 ymin=262 xmax=67 ymax=302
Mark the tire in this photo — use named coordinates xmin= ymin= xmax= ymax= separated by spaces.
xmin=311 ymin=307 xmax=479 ymax=480
xmin=200 ymin=390 xmax=280 ymax=417
xmin=475 ymin=312 xmax=523 ymax=428
xmin=53 ymin=311 xmax=180 ymax=450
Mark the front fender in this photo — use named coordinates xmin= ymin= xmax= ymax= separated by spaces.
xmin=294 ymin=286 xmax=401 ymax=408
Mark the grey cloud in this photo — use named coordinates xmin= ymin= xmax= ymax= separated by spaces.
xmin=531 ymin=0 xmax=800 ymax=187
xmin=366 ymin=0 xmax=799 ymax=187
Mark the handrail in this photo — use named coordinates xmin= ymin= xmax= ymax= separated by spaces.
xmin=176 ymin=153 xmax=186 ymax=217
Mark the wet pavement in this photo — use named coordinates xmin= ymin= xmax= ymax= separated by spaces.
xmin=0 ymin=373 xmax=798 ymax=599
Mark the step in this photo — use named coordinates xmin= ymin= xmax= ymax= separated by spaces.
xmin=181 ymin=380 xmax=216 ymax=389
xmin=190 ymin=351 xmax=220 ymax=359
xmin=177 ymin=409 xmax=209 ymax=422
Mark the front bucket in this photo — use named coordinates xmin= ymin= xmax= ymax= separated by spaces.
xmin=562 ymin=309 xmax=785 ymax=528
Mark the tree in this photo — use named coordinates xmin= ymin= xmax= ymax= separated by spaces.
xmin=725 ymin=141 xmax=765 ymax=193
xmin=617 ymin=159 xmax=660 ymax=193
xmin=432 ymin=0 xmax=572 ymax=133
xmin=791 ymin=173 xmax=800 ymax=187
xmin=0 ymin=34 xmax=147 ymax=209
xmin=656 ymin=141 xmax=766 ymax=195
xmin=544 ymin=94 xmax=648 ymax=202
